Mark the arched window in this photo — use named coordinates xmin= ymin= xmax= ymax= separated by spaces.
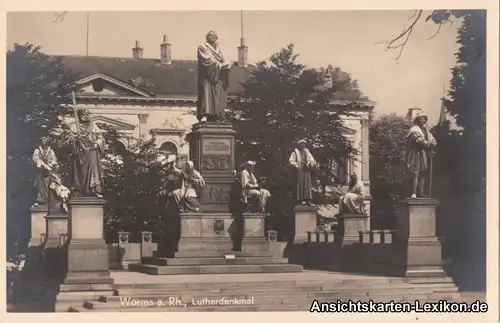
xmin=159 ymin=141 xmax=178 ymax=155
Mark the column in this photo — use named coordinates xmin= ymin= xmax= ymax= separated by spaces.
xmin=138 ymin=114 xmax=149 ymax=140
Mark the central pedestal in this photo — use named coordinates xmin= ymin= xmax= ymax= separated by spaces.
xmin=187 ymin=122 xmax=236 ymax=213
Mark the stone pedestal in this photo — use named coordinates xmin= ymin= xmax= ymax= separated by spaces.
xmin=177 ymin=212 xmax=236 ymax=253
xmin=64 ymin=197 xmax=113 ymax=285
xmin=339 ymin=213 xmax=369 ymax=244
xmin=293 ymin=205 xmax=317 ymax=243
xmin=241 ymin=213 xmax=268 ymax=252
xmin=29 ymin=205 xmax=48 ymax=247
xmin=24 ymin=206 xmax=48 ymax=283
xmin=395 ymin=198 xmax=444 ymax=277
xmin=43 ymin=213 xmax=68 ymax=278
xmin=186 ymin=122 xmax=236 ymax=212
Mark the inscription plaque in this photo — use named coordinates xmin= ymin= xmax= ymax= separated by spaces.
xmin=202 ymin=139 xmax=231 ymax=155
xmin=204 ymin=185 xmax=230 ymax=204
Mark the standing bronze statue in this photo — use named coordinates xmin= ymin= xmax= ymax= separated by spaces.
xmin=405 ymin=114 xmax=437 ymax=198
xmin=197 ymin=31 xmax=232 ymax=123
xmin=289 ymin=139 xmax=317 ymax=205
xmin=32 ymin=136 xmax=58 ymax=206
xmin=70 ymin=110 xmax=105 ymax=198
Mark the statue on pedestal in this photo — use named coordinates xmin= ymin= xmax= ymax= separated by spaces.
xmin=32 ymin=136 xmax=70 ymax=212
xmin=157 ymin=154 xmax=182 ymax=212
xmin=405 ymin=114 xmax=437 ymax=198
xmin=239 ymin=161 xmax=271 ymax=213
xmin=69 ymin=110 xmax=105 ymax=198
xmin=170 ymin=161 xmax=206 ymax=213
xmin=339 ymin=173 xmax=367 ymax=215
xmin=197 ymin=30 xmax=232 ymax=123
xmin=289 ymin=139 xmax=317 ymax=205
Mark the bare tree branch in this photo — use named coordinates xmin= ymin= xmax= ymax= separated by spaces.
xmin=376 ymin=10 xmax=423 ymax=62
xmin=53 ymin=11 xmax=68 ymax=23
xmin=426 ymin=22 xmax=444 ymax=40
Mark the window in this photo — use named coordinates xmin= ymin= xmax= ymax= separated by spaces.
xmin=159 ymin=141 xmax=178 ymax=155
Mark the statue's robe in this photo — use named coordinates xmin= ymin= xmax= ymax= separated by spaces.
xmin=70 ymin=122 xmax=105 ymax=196
xmin=241 ymin=169 xmax=271 ymax=213
xmin=172 ymin=162 xmax=206 ymax=212
xmin=406 ymin=125 xmax=437 ymax=174
xmin=197 ymin=41 xmax=229 ymax=121
xmin=32 ymin=146 xmax=58 ymax=204
xmin=289 ymin=148 xmax=316 ymax=203
xmin=340 ymin=181 xmax=367 ymax=215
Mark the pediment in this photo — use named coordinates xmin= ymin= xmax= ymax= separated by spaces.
xmin=90 ymin=115 xmax=136 ymax=131
xmin=74 ymin=73 xmax=152 ymax=98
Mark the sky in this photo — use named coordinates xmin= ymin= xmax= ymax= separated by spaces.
xmin=7 ymin=10 xmax=460 ymax=124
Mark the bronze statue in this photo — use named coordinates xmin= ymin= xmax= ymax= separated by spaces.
xmin=32 ymin=136 xmax=70 ymax=212
xmin=289 ymin=139 xmax=317 ymax=205
xmin=405 ymin=114 xmax=437 ymax=198
xmin=70 ymin=110 xmax=105 ymax=198
xmin=239 ymin=161 xmax=271 ymax=213
xmin=197 ymin=31 xmax=232 ymax=123
xmin=339 ymin=173 xmax=367 ymax=215
xmin=170 ymin=161 xmax=206 ymax=212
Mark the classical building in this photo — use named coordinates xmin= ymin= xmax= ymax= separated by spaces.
xmin=54 ymin=36 xmax=375 ymax=199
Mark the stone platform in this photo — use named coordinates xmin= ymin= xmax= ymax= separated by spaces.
xmin=65 ymin=270 xmax=461 ymax=312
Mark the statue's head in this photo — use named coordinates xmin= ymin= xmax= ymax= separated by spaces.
xmin=40 ymin=136 xmax=50 ymax=147
xmin=413 ymin=115 xmax=428 ymax=126
xmin=349 ymin=173 xmax=358 ymax=188
xmin=246 ymin=160 xmax=256 ymax=172
xmin=297 ymin=139 xmax=307 ymax=150
xmin=77 ymin=109 xmax=91 ymax=124
xmin=206 ymin=31 xmax=218 ymax=44
xmin=184 ymin=160 xmax=195 ymax=173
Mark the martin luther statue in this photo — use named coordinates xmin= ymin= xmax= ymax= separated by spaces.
xmin=197 ymin=31 xmax=232 ymax=123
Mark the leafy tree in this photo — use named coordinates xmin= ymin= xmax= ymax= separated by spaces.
xmin=100 ymin=129 xmax=165 ymax=242
xmin=6 ymin=43 xmax=76 ymax=259
xmin=369 ymin=114 xmax=411 ymax=229
xmin=227 ymin=44 xmax=364 ymax=237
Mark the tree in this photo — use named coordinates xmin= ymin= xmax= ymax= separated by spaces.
xmin=227 ymin=44 xmax=364 ymax=237
xmin=369 ymin=114 xmax=411 ymax=229
xmin=100 ymin=129 xmax=165 ymax=242
xmin=6 ymin=43 xmax=77 ymax=259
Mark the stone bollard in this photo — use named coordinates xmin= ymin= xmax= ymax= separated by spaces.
xmin=140 ymin=231 xmax=154 ymax=259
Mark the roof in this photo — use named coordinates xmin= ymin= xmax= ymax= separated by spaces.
xmin=54 ymin=55 xmax=254 ymax=97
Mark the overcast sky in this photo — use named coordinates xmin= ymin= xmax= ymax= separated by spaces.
xmin=7 ymin=10 xmax=460 ymax=123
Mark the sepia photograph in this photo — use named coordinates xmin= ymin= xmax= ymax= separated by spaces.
xmin=5 ymin=8 xmax=493 ymax=315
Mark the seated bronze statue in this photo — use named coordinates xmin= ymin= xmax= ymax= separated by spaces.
xmin=230 ymin=161 xmax=271 ymax=213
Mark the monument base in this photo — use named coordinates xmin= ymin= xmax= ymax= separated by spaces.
xmin=395 ymin=198 xmax=445 ymax=277
xmin=64 ymin=197 xmax=113 ymax=285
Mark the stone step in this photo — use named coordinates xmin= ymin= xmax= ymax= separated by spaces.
xmin=156 ymin=250 xmax=276 ymax=258
xmin=142 ymin=256 xmax=289 ymax=266
xmin=70 ymin=303 xmax=310 ymax=312
xmin=128 ymin=263 xmax=304 ymax=275
xmin=105 ymin=288 xmax=455 ymax=304
xmin=113 ymin=281 xmax=456 ymax=295
xmin=77 ymin=293 xmax=460 ymax=312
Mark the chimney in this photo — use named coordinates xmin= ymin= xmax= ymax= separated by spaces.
xmin=132 ymin=40 xmax=143 ymax=59
xmin=407 ymin=108 xmax=422 ymax=122
xmin=160 ymin=35 xmax=172 ymax=65
xmin=238 ymin=38 xmax=248 ymax=67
